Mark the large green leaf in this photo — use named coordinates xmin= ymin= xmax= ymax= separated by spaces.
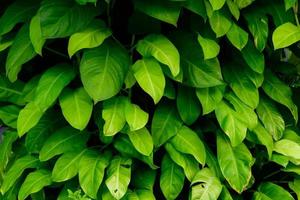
xmin=196 ymin=85 xmax=225 ymax=115
xmin=1 ymin=155 xmax=39 ymax=194
xmin=38 ymin=0 xmax=97 ymax=38
xmin=176 ymin=85 xmax=201 ymax=125
xmin=133 ymin=0 xmax=181 ymax=26
xmin=209 ymin=10 xmax=232 ymax=37
xmin=132 ymin=58 xmax=165 ymax=104
xmin=29 ymin=14 xmax=45 ymax=55
xmin=68 ymin=20 xmax=111 ymax=57
xmin=59 ymin=87 xmax=93 ymax=130
xmin=128 ymin=127 xmax=154 ymax=156
xmin=39 ymin=126 xmax=88 ymax=161
xmin=253 ymin=182 xmax=294 ymax=200
xmin=165 ymin=143 xmax=199 ymax=181
xmin=105 ymin=156 xmax=132 ymax=200
xmin=80 ymin=40 xmax=129 ymax=102
xmin=160 ymin=155 xmax=185 ymax=200
xmin=79 ymin=150 xmax=111 ymax=199
xmin=170 ymin=125 xmax=206 ymax=165
xmin=272 ymin=22 xmax=300 ymax=49
xmin=217 ymin=132 xmax=254 ymax=193
xmin=241 ymin=41 xmax=265 ymax=74
xmin=197 ymin=34 xmax=220 ymax=60
xmin=151 ymin=101 xmax=183 ymax=147
xmin=262 ymin=70 xmax=298 ymax=122
xmin=137 ymin=34 xmax=180 ymax=77
xmin=189 ymin=168 xmax=222 ymax=200
xmin=6 ymin=24 xmax=36 ymax=82
xmin=18 ymin=169 xmax=52 ymax=200
xmin=52 ymin=149 xmax=87 ymax=182
xmin=256 ymin=96 xmax=285 ymax=140
xmin=0 ymin=0 xmax=39 ymax=35
xmin=226 ymin=23 xmax=248 ymax=50
xmin=273 ymin=139 xmax=300 ymax=160
xmin=125 ymin=101 xmax=149 ymax=131
xmin=102 ymin=96 xmax=127 ymax=136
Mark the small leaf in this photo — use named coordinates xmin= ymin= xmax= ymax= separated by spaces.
xmin=241 ymin=41 xmax=265 ymax=74
xmin=105 ymin=156 xmax=132 ymax=200
xmin=18 ymin=169 xmax=52 ymax=200
xmin=52 ymin=149 xmax=87 ymax=182
xmin=30 ymin=14 xmax=45 ymax=55
xmin=0 ymin=105 xmax=20 ymax=128
xmin=170 ymin=125 xmax=206 ymax=165
xmin=197 ymin=34 xmax=220 ymax=60
xmin=151 ymin=101 xmax=183 ymax=147
xmin=125 ymin=102 xmax=149 ymax=131
xmin=209 ymin=0 xmax=226 ymax=10
xmin=39 ymin=126 xmax=88 ymax=161
xmin=274 ymin=139 xmax=300 ymax=160
xmin=226 ymin=23 xmax=248 ymax=50
xmin=289 ymin=178 xmax=300 ymax=200
xmin=209 ymin=10 xmax=232 ymax=37
xmin=102 ymin=96 xmax=127 ymax=136
xmin=59 ymin=87 xmax=93 ymax=130
xmin=128 ymin=127 xmax=154 ymax=156
xmin=1 ymin=155 xmax=39 ymax=194
xmin=189 ymin=168 xmax=222 ymax=200
xmin=80 ymin=40 xmax=129 ymax=102
xmin=272 ymin=22 xmax=300 ymax=49
xmin=132 ymin=58 xmax=165 ymax=104
xmin=137 ymin=34 xmax=180 ymax=77
xmin=160 ymin=155 xmax=185 ymax=200
xmin=68 ymin=20 xmax=111 ymax=57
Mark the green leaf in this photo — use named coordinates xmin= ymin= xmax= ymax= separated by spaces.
xmin=284 ymin=0 xmax=297 ymax=10
xmin=105 ymin=156 xmax=132 ymax=200
xmin=184 ymin=0 xmax=207 ymax=18
xmin=254 ymin=182 xmax=294 ymax=200
xmin=245 ymin=15 xmax=268 ymax=52
xmin=25 ymin=110 xmax=64 ymax=153
xmin=38 ymin=0 xmax=97 ymax=38
xmin=52 ymin=149 xmax=87 ymax=182
xmin=80 ymin=40 xmax=129 ymax=102
xmin=209 ymin=0 xmax=226 ymax=10
xmin=1 ymin=155 xmax=39 ymax=194
xmin=165 ymin=143 xmax=199 ymax=181
xmin=241 ymin=41 xmax=265 ymax=74
xmin=209 ymin=10 xmax=232 ymax=37
xmin=223 ymin=64 xmax=259 ymax=108
xmin=176 ymin=86 xmax=201 ymax=125
xmin=196 ymin=85 xmax=225 ymax=115
xmin=273 ymin=139 xmax=300 ymax=160
xmin=0 ymin=105 xmax=20 ymax=128
xmin=125 ymin=102 xmax=149 ymax=131
xmin=133 ymin=0 xmax=181 ymax=26
xmin=39 ymin=126 xmax=88 ymax=161
xmin=272 ymin=22 xmax=300 ymax=49
xmin=102 ymin=96 xmax=127 ymax=136
xmin=170 ymin=125 xmax=206 ymax=165
xmin=262 ymin=70 xmax=298 ymax=122
xmin=59 ymin=87 xmax=93 ymax=130
xmin=197 ymin=34 xmax=220 ymax=60
xmin=6 ymin=24 xmax=36 ymax=82
xmin=234 ymin=0 xmax=255 ymax=8
xmin=136 ymin=34 xmax=180 ymax=77
xmin=160 ymin=154 xmax=185 ymax=200
xmin=189 ymin=168 xmax=222 ymax=200
xmin=151 ymin=101 xmax=183 ymax=147
xmin=79 ymin=150 xmax=111 ymax=199
xmin=226 ymin=23 xmax=248 ymax=50
xmin=132 ymin=58 xmax=165 ymax=104
xmin=68 ymin=20 xmax=111 ymax=57
xmin=29 ymin=14 xmax=45 ymax=55
xmin=0 ymin=131 xmax=18 ymax=177
xmin=226 ymin=0 xmax=240 ymax=20
xmin=217 ymin=132 xmax=254 ymax=193
xmin=250 ymin=122 xmax=273 ymax=158
xmin=18 ymin=169 xmax=52 ymax=200
xmin=17 ymin=101 xmax=44 ymax=137
xmin=75 ymin=0 xmax=97 ymax=5
xmin=34 ymin=64 xmax=76 ymax=111
xmin=289 ymin=178 xmax=300 ymax=200
xmin=256 ymin=96 xmax=285 ymax=140
xmin=128 ymin=127 xmax=154 ymax=156
xmin=132 ymin=168 xmax=156 ymax=190
xmin=0 ymin=0 xmax=39 ymax=35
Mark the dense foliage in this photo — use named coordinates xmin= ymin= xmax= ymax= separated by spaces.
xmin=0 ymin=0 xmax=300 ymax=199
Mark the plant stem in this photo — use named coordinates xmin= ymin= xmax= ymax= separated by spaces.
xmin=45 ymin=47 xmax=69 ymax=59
